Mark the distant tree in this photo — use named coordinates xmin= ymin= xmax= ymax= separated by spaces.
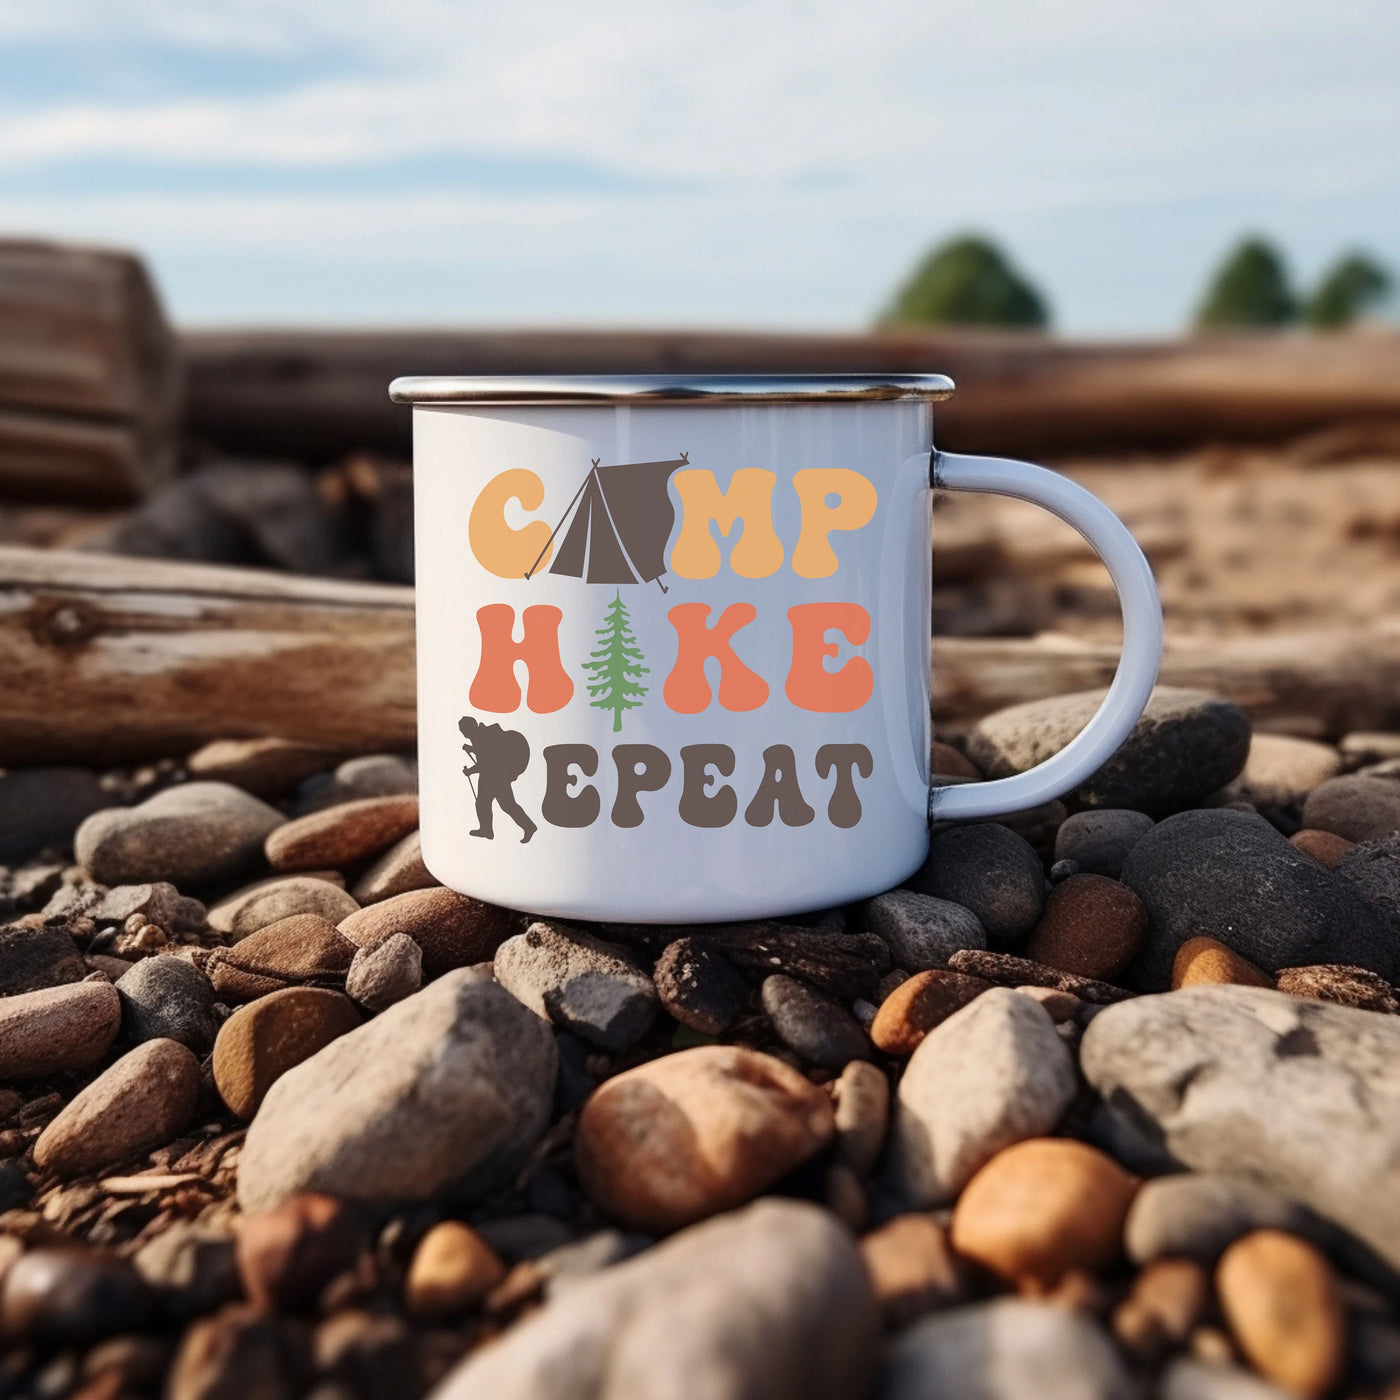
xmin=1305 ymin=252 xmax=1392 ymax=329
xmin=879 ymin=235 xmax=1049 ymax=329
xmin=1194 ymin=237 xmax=1297 ymax=330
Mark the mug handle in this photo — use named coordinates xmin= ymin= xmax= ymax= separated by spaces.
xmin=929 ymin=451 xmax=1164 ymax=821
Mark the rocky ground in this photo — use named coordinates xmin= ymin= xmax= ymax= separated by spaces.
xmin=2 ymin=692 xmax=1400 ymax=1398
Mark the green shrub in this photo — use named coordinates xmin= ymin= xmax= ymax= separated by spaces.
xmin=1194 ymin=237 xmax=1298 ymax=329
xmin=1304 ymin=253 xmax=1392 ymax=329
xmin=879 ymin=235 xmax=1049 ymax=329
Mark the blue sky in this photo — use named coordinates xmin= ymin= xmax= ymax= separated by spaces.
xmin=1 ymin=0 xmax=1396 ymax=332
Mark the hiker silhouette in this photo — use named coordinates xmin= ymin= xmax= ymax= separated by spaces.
xmin=459 ymin=715 xmax=537 ymax=843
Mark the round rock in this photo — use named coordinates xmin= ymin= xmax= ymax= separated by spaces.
xmin=888 ymin=987 xmax=1078 ymax=1207
xmin=1172 ymin=937 xmax=1274 ymax=989
xmin=405 ymin=1221 xmax=506 ymax=1319
xmin=265 ymin=795 xmax=420 ymax=872
xmin=350 ymin=831 xmax=436 ymax=904
xmin=344 ymin=933 xmax=421 ymax=1012
xmin=207 ymin=875 xmax=359 ymax=940
xmin=1289 ymin=829 xmax=1354 ymax=869
xmin=910 ymin=824 xmax=1045 ymax=945
xmin=880 ymin=1299 xmax=1134 ymax=1400
xmin=859 ymin=889 xmax=986 ymax=970
xmin=950 ymin=1138 xmax=1140 ymax=1290
xmin=0 ymin=981 xmax=121 ymax=1080
xmin=213 ymin=987 xmax=363 ymax=1119
xmin=0 ymin=1246 xmax=154 ymax=1345
xmin=870 ymin=969 xmax=991 ymax=1055
xmin=185 ymin=738 xmax=340 ymax=799
xmin=34 ymin=1038 xmax=201 ymax=1177
xmin=761 ymin=974 xmax=873 ymax=1069
xmin=1301 ymin=775 xmax=1400 ymax=844
xmin=237 ymin=970 xmax=558 ymax=1212
xmin=0 ymin=925 xmax=87 ymax=996
xmin=831 ymin=1059 xmax=890 ymax=1175
xmin=1217 ymin=1230 xmax=1343 ymax=1399
xmin=966 ymin=686 xmax=1252 ymax=817
xmin=116 ymin=954 xmax=218 ymax=1053
xmin=1221 ymin=735 xmax=1341 ymax=809
xmin=1120 ymin=808 xmax=1396 ymax=984
xmin=0 ymin=767 xmax=108 ymax=863
xmin=1026 ymin=874 xmax=1146 ymax=981
xmin=339 ymin=887 xmax=515 ymax=979
xmin=1053 ymin=809 xmax=1155 ymax=878
xmin=574 ymin=1045 xmax=834 ymax=1233
xmin=494 ymin=921 xmax=657 ymax=1052
xmin=75 ymin=781 xmax=285 ymax=888
xmin=206 ymin=914 xmax=357 ymax=1002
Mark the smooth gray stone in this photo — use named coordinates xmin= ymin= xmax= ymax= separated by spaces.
xmin=116 ymin=954 xmax=218 ymax=1054
xmin=966 ymin=686 xmax=1251 ymax=817
xmin=860 ymin=889 xmax=986 ymax=970
xmin=428 ymin=1200 xmax=877 ymax=1400
xmin=238 ymin=969 xmax=557 ymax=1212
xmin=1053 ymin=809 xmax=1154 ymax=878
xmin=888 ymin=987 xmax=1077 ymax=1207
xmin=1081 ymin=985 xmax=1400 ymax=1271
xmin=909 ymin=824 xmax=1044 ymax=945
xmin=879 ymin=1299 xmax=1134 ymax=1400
xmin=1120 ymin=807 xmax=1395 ymax=984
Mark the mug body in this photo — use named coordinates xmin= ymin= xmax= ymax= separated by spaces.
xmin=402 ymin=378 xmax=945 ymax=922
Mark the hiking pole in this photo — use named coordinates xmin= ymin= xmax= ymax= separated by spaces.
xmin=462 ymin=742 xmax=480 ymax=801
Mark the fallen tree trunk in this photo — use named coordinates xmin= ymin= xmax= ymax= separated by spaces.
xmin=2 ymin=548 xmax=1398 ymax=766
xmin=933 ymin=628 xmax=1400 ymax=739
xmin=0 ymin=547 xmax=414 ymax=765
xmin=181 ymin=326 xmax=1400 ymax=464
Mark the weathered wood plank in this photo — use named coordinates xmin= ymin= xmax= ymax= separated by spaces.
xmin=2 ymin=547 xmax=1398 ymax=766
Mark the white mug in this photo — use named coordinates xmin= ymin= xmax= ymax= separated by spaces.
xmin=389 ymin=375 xmax=1163 ymax=923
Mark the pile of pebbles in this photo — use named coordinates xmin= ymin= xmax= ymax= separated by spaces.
xmin=2 ymin=687 xmax=1400 ymax=1399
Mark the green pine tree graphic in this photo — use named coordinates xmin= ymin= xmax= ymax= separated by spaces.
xmin=584 ymin=591 xmax=649 ymax=732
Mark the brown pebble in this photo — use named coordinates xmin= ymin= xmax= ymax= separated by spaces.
xmin=404 ymin=1220 xmax=506 ymax=1320
xmin=1025 ymin=874 xmax=1146 ymax=982
xmin=1289 ymin=829 xmax=1355 ymax=870
xmin=265 ymin=795 xmax=420 ymax=872
xmin=870 ymin=969 xmax=991 ymax=1055
xmin=859 ymin=1214 xmax=968 ymax=1326
xmin=1172 ymin=937 xmax=1275 ymax=990
xmin=207 ymin=874 xmax=359 ymax=939
xmin=574 ymin=1045 xmax=834 ymax=1233
xmin=1276 ymin=963 xmax=1400 ymax=1014
xmin=339 ymin=887 xmax=516 ymax=978
xmin=351 ymin=831 xmax=438 ymax=904
xmin=0 ymin=981 xmax=121 ymax=1080
xmin=1216 ymin=1229 xmax=1344 ymax=1399
xmin=33 ymin=1039 xmax=201 ymax=1177
xmin=825 ymin=1163 xmax=867 ymax=1230
xmin=830 ymin=1060 xmax=890 ymax=1176
xmin=1112 ymin=1258 xmax=1210 ymax=1363
xmin=213 ymin=987 xmax=362 ymax=1119
xmin=186 ymin=737 xmax=341 ymax=798
xmin=0 ymin=1245 xmax=154 ymax=1345
xmin=1013 ymin=986 xmax=1082 ymax=1022
xmin=950 ymin=1138 xmax=1140 ymax=1291
xmin=206 ymin=914 xmax=358 ymax=1002
xmin=236 ymin=1193 xmax=362 ymax=1312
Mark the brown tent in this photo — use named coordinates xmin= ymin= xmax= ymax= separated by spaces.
xmin=526 ymin=453 xmax=687 ymax=588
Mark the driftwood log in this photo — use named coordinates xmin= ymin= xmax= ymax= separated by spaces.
xmin=2 ymin=548 xmax=1399 ymax=766
xmin=0 ymin=240 xmax=181 ymax=502
xmin=182 ymin=327 xmax=1400 ymax=465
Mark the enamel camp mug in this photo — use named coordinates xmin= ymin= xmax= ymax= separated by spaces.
xmin=389 ymin=374 xmax=1163 ymax=923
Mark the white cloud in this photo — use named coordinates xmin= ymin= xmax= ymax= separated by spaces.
xmin=0 ymin=0 xmax=1396 ymax=328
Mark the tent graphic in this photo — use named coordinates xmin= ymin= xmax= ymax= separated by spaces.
xmin=525 ymin=453 xmax=688 ymax=592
